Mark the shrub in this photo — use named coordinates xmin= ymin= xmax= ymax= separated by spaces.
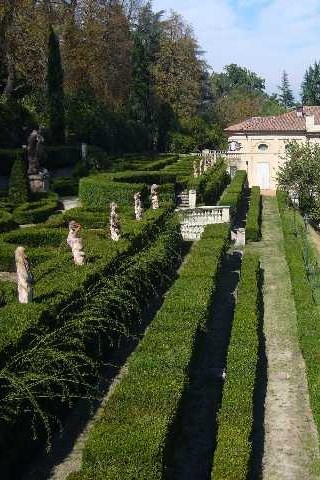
xmin=12 ymin=194 xmax=59 ymax=224
xmin=277 ymin=190 xmax=320 ymax=440
xmin=8 ymin=154 xmax=29 ymax=206
xmin=70 ymin=224 xmax=230 ymax=480
xmin=211 ymin=253 xmax=260 ymax=480
xmin=188 ymin=159 xmax=230 ymax=204
xmin=218 ymin=170 xmax=247 ymax=216
xmin=0 ymin=210 xmax=17 ymax=233
xmin=51 ymin=176 xmax=79 ymax=196
xmin=246 ymin=186 xmax=262 ymax=242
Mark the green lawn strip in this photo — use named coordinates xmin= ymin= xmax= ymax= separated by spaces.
xmin=246 ymin=186 xmax=261 ymax=242
xmin=0 ymin=206 xmax=172 ymax=362
xmin=211 ymin=253 xmax=260 ymax=480
xmin=277 ymin=191 xmax=320 ymax=438
xmin=68 ymin=224 xmax=230 ymax=480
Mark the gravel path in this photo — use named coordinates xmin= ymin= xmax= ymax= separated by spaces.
xmin=251 ymin=197 xmax=320 ymax=480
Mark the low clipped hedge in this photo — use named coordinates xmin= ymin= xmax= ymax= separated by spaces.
xmin=188 ymin=160 xmax=230 ymax=204
xmin=70 ymin=223 xmax=230 ymax=480
xmin=0 ymin=206 xmax=173 ymax=363
xmin=277 ymin=190 xmax=320 ymax=440
xmin=246 ymin=186 xmax=262 ymax=242
xmin=12 ymin=194 xmax=59 ymax=224
xmin=0 ymin=210 xmax=17 ymax=233
xmin=211 ymin=253 xmax=260 ymax=480
xmin=51 ymin=176 xmax=79 ymax=196
xmin=218 ymin=170 xmax=247 ymax=215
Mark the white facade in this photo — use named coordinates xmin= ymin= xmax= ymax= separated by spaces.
xmin=224 ymin=111 xmax=320 ymax=191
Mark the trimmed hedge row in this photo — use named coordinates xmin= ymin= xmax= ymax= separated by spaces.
xmin=246 ymin=186 xmax=262 ymax=242
xmin=0 ymin=206 xmax=173 ymax=362
xmin=12 ymin=194 xmax=59 ymax=224
xmin=218 ymin=170 xmax=247 ymax=215
xmin=188 ymin=159 xmax=230 ymax=204
xmin=277 ymin=191 xmax=320 ymax=440
xmin=211 ymin=253 xmax=260 ymax=480
xmin=0 ymin=210 xmax=17 ymax=233
xmin=51 ymin=176 xmax=79 ymax=196
xmin=69 ymin=223 xmax=230 ymax=480
xmin=0 ymin=218 xmax=184 ymax=479
xmin=79 ymin=171 xmax=177 ymax=210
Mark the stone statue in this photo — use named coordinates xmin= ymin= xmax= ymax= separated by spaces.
xmin=67 ymin=221 xmax=85 ymax=265
xmin=193 ymin=161 xmax=199 ymax=178
xmin=134 ymin=192 xmax=143 ymax=220
xmin=110 ymin=202 xmax=121 ymax=241
xmin=27 ymin=129 xmax=45 ymax=175
xmin=15 ymin=246 xmax=34 ymax=303
xmin=151 ymin=184 xmax=159 ymax=210
xmin=199 ymin=158 xmax=204 ymax=175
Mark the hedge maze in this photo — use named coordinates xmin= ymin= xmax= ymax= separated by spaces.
xmin=0 ymin=151 xmax=267 ymax=479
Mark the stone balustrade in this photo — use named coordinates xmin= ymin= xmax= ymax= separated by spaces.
xmin=177 ymin=206 xmax=231 ymax=241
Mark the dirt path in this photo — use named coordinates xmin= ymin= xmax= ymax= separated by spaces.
xmin=250 ymin=197 xmax=320 ymax=479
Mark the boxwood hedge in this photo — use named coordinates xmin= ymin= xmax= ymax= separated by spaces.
xmin=246 ymin=186 xmax=262 ymax=242
xmin=0 ymin=210 xmax=16 ymax=233
xmin=68 ymin=223 xmax=230 ymax=480
xmin=211 ymin=253 xmax=260 ymax=480
xmin=12 ymin=194 xmax=59 ymax=224
xmin=218 ymin=170 xmax=247 ymax=215
xmin=277 ymin=190 xmax=320 ymax=441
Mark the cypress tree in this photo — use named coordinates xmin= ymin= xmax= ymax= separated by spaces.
xmin=9 ymin=153 xmax=29 ymax=206
xmin=47 ymin=26 xmax=65 ymax=144
xmin=301 ymin=62 xmax=320 ymax=106
xmin=278 ymin=71 xmax=295 ymax=108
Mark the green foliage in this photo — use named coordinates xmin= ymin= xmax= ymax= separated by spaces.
xmin=188 ymin=159 xmax=230 ymax=204
xmin=51 ymin=177 xmax=79 ymax=196
xmin=212 ymin=253 xmax=260 ymax=480
xmin=79 ymin=171 xmax=176 ymax=210
xmin=0 ymin=101 xmax=35 ymax=148
xmin=211 ymin=64 xmax=265 ymax=97
xmin=277 ymin=191 xmax=320 ymax=443
xmin=8 ymin=153 xmax=29 ymax=206
xmin=0 ymin=210 xmax=16 ymax=233
xmin=246 ymin=186 xmax=262 ymax=242
xmin=169 ymin=118 xmax=226 ymax=154
xmin=218 ymin=170 xmax=247 ymax=215
xmin=277 ymin=142 xmax=320 ymax=221
xmin=302 ymin=61 xmax=320 ymax=106
xmin=12 ymin=194 xmax=59 ymax=224
xmin=278 ymin=71 xmax=295 ymax=108
xmin=47 ymin=27 xmax=65 ymax=144
xmin=70 ymin=223 xmax=230 ymax=480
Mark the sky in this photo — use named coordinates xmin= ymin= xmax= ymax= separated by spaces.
xmin=152 ymin=0 xmax=320 ymax=99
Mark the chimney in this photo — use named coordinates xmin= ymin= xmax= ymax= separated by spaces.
xmin=296 ymin=106 xmax=304 ymax=118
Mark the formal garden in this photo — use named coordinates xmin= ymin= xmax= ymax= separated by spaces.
xmin=3 ymin=2 xmax=320 ymax=480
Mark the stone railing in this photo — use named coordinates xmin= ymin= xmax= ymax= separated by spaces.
xmin=177 ymin=206 xmax=230 ymax=241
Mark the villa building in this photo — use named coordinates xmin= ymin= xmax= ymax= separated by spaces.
xmin=224 ymin=106 xmax=320 ymax=191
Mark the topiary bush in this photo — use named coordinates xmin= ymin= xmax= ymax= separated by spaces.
xmin=12 ymin=194 xmax=59 ymax=224
xmin=8 ymin=154 xmax=29 ymax=206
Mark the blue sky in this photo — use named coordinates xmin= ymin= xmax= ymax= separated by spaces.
xmin=152 ymin=0 xmax=320 ymax=99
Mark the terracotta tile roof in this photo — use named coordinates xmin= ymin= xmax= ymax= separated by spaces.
xmin=224 ymin=106 xmax=320 ymax=133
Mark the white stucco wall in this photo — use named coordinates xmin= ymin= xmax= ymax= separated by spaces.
xmin=226 ymin=133 xmax=320 ymax=190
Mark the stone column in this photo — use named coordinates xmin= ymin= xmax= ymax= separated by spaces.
xmin=189 ymin=189 xmax=197 ymax=209
xmin=15 ymin=246 xmax=33 ymax=303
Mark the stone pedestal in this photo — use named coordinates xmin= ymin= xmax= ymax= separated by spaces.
xmin=235 ymin=228 xmax=246 ymax=246
xmin=28 ymin=170 xmax=50 ymax=193
xmin=189 ymin=189 xmax=197 ymax=209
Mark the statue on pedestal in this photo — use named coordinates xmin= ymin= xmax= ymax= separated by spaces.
xmin=134 ymin=192 xmax=143 ymax=220
xmin=110 ymin=202 xmax=121 ymax=241
xmin=151 ymin=184 xmax=159 ymax=209
xmin=15 ymin=246 xmax=34 ymax=303
xmin=27 ymin=129 xmax=45 ymax=175
xmin=67 ymin=221 xmax=85 ymax=265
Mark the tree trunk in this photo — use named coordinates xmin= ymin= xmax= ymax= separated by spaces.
xmin=3 ymin=54 xmax=14 ymax=99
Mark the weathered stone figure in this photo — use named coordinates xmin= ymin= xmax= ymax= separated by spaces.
xmin=15 ymin=246 xmax=34 ymax=303
xmin=151 ymin=184 xmax=159 ymax=209
xmin=134 ymin=192 xmax=143 ymax=220
xmin=67 ymin=221 xmax=85 ymax=265
xmin=193 ymin=161 xmax=199 ymax=178
xmin=199 ymin=158 xmax=204 ymax=176
xmin=110 ymin=202 xmax=121 ymax=241
xmin=27 ymin=129 xmax=45 ymax=175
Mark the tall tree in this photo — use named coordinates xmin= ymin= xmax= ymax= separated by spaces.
xmin=153 ymin=11 xmax=203 ymax=119
xmin=130 ymin=2 xmax=162 ymax=147
xmin=278 ymin=71 xmax=295 ymax=108
xmin=301 ymin=62 xmax=320 ymax=105
xmin=211 ymin=64 xmax=265 ymax=100
xmin=47 ymin=26 xmax=65 ymax=143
